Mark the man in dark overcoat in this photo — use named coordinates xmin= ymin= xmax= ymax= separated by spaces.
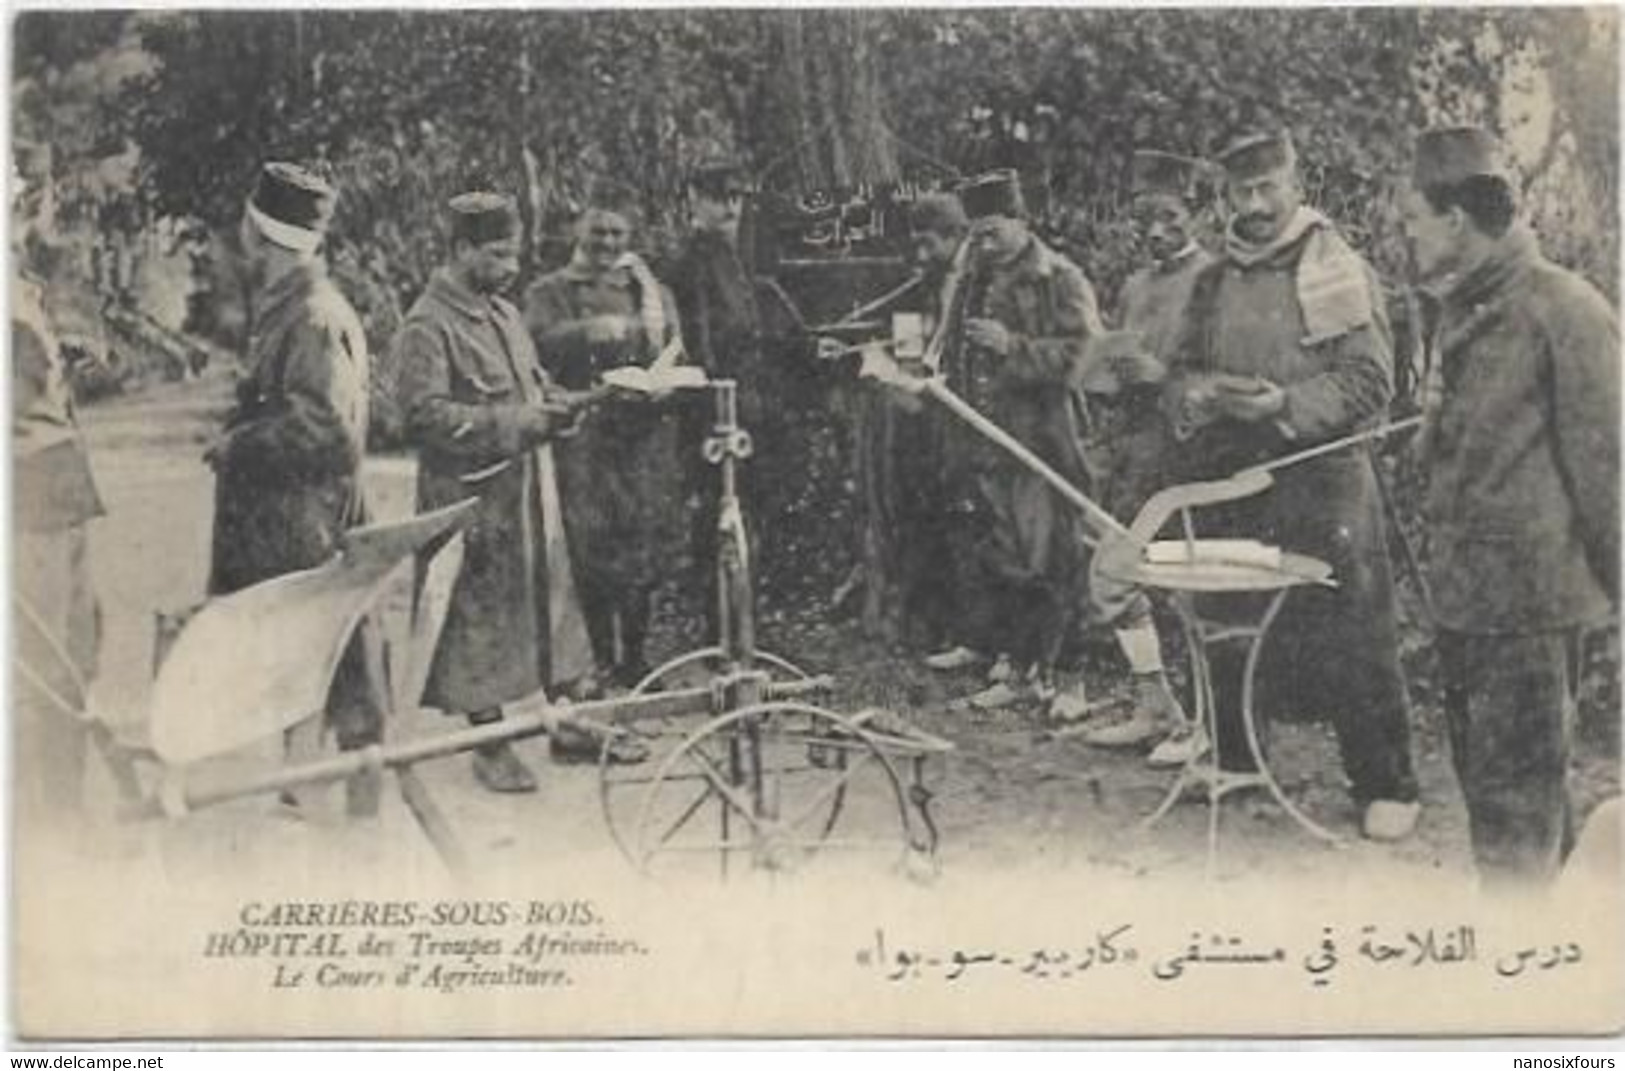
xmin=1165 ymin=130 xmax=1421 ymax=840
xmin=1403 ymin=126 xmax=1619 ymax=887
xmin=207 ymin=162 xmax=387 ymax=817
xmin=524 ymin=193 xmax=685 ymax=689
xmin=934 ymin=170 xmax=1103 ymax=711
xmin=395 ymin=192 xmax=598 ymax=792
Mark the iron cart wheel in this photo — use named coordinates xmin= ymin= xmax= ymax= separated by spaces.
xmin=604 ymin=697 xmax=914 ymax=880
xmin=598 ymin=647 xmax=814 ymax=867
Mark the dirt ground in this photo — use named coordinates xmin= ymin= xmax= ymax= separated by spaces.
xmin=59 ymin=370 xmax=1621 ymax=892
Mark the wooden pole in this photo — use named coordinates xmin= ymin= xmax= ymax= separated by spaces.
xmin=128 ymin=676 xmax=834 ymax=820
xmin=920 ymin=380 xmax=1129 ymax=543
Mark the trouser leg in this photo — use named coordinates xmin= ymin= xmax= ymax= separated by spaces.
xmin=1441 ymin=630 xmax=1575 ymax=890
xmin=577 ymin=573 xmax=617 ymax=674
xmin=618 ymin=584 xmax=653 ymax=683
xmin=1326 ymin=654 xmax=1420 ymax=806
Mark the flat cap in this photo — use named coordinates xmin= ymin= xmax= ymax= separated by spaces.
xmin=1131 ymin=149 xmax=1205 ymax=198
xmin=1217 ymin=129 xmax=1296 ymax=179
xmin=448 ymin=191 xmax=521 ymax=245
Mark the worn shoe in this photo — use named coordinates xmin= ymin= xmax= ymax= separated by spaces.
xmin=1087 ymin=673 xmax=1188 ymax=750
xmin=549 ymin=723 xmax=650 ymax=766
xmin=1048 ymin=680 xmax=1102 ymax=724
xmin=472 ymin=743 xmax=538 ymax=793
xmin=967 ymin=680 xmax=1029 ymax=711
xmin=1084 ymin=711 xmax=1166 ymax=749
xmin=924 ymin=645 xmax=987 ymax=672
xmin=1146 ymin=724 xmax=1210 ymax=768
xmin=1362 ymin=799 xmax=1421 ymax=842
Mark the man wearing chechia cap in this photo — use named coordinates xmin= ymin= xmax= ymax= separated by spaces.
xmin=1402 ymin=126 xmax=1619 ymax=888
xmin=395 ymin=191 xmax=607 ymax=793
xmin=207 ymin=162 xmax=387 ymax=816
xmin=924 ymin=169 xmax=1105 ymax=717
xmin=1165 ymin=127 xmax=1422 ymax=841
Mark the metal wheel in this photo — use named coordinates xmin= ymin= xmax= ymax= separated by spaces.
xmin=598 ymin=648 xmax=812 ymax=866
xmin=612 ymin=701 xmax=912 ymax=880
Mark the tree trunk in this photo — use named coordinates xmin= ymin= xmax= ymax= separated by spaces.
xmin=768 ymin=11 xmax=905 ymax=641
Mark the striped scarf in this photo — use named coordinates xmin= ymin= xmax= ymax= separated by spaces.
xmin=1225 ymin=206 xmax=1374 ymax=345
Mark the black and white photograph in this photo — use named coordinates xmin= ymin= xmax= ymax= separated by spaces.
xmin=8 ymin=4 xmax=1622 ymax=1040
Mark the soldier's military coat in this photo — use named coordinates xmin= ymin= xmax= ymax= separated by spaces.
xmin=206 ymin=259 xmax=384 ymax=749
xmin=1425 ymin=228 xmax=1619 ymax=883
xmin=1169 ymin=208 xmax=1417 ymax=802
xmin=395 ymin=269 xmax=593 ymax=715
xmin=942 ymin=235 xmax=1103 ymax=667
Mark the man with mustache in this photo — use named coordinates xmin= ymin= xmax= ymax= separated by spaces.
xmin=925 ymin=169 xmax=1102 ymax=714
xmin=1165 ymin=129 xmax=1422 ymax=841
xmin=524 ymin=189 xmax=684 ymax=694
xmin=1402 ymin=126 xmax=1618 ymax=887
xmin=395 ymin=191 xmax=598 ymax=793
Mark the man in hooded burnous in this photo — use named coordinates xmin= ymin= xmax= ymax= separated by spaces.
xmin=395 ymin=191 xmax=601 ymax=793
xmin=208 ymin=162 xmax=387 ymax=816
xmin=524 ymin=190 xmax=685 ymax=691
xmin=1402 ymin=126 xmax=1618 ymax=888
xmin=1165 ymin=129 xmax=1422 ymax=841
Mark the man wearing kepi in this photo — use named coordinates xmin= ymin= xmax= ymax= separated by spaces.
xmin=395 ymin=191 xmax=599 ymax=793
xmin=1402 ymin=126 xmax=1619 ymax=888
xmin=208 ymin=162 xmax=387 ymax=817
xmin=1166 ymin=129 xmax=1421 ymax=840
xmin=524 ymin=189 xmax=685 ymax=692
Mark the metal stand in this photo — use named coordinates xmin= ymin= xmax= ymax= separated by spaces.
xmin=1127 ymin=534 xmax=1342 ymax=876
xmin=595 ymin=380 xmax=952 ymax=880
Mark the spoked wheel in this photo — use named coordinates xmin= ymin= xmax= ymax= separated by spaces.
xmin=599 ymin=648 xmax=812 ymax=867
xmin=608 ymin=701 xmax=913 ymax=880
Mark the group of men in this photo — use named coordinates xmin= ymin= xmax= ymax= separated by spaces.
xmin=14 ymin=120 xmax=1617 ymax=891
xmin=877 ymin=125 xmax=1617 ymax=888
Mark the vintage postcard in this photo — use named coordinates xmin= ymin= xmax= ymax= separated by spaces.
xmin=9 ymin=5 xmax=1622 ymax=1041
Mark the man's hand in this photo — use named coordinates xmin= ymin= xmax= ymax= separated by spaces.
xmin=964 ymin=317 xmax=1013 ymax=357
xmin=814 ymin=335 xmax=846 ymax=362
xmin=583 ymin=315 xmax=632 ymax=345
xmin=1212 ymin=378 xmax=1286 ymax=423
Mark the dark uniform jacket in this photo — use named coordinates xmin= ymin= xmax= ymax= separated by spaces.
xmin=1425 ymin=230 xmax=1619 ymax=634
xmin=209 ymin=261 xmax=370 ymax=595
xmin=946 ymin=235 xmax=1103 ymax=585
xmin=395 ymin=269 xmax=592 ymax=713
